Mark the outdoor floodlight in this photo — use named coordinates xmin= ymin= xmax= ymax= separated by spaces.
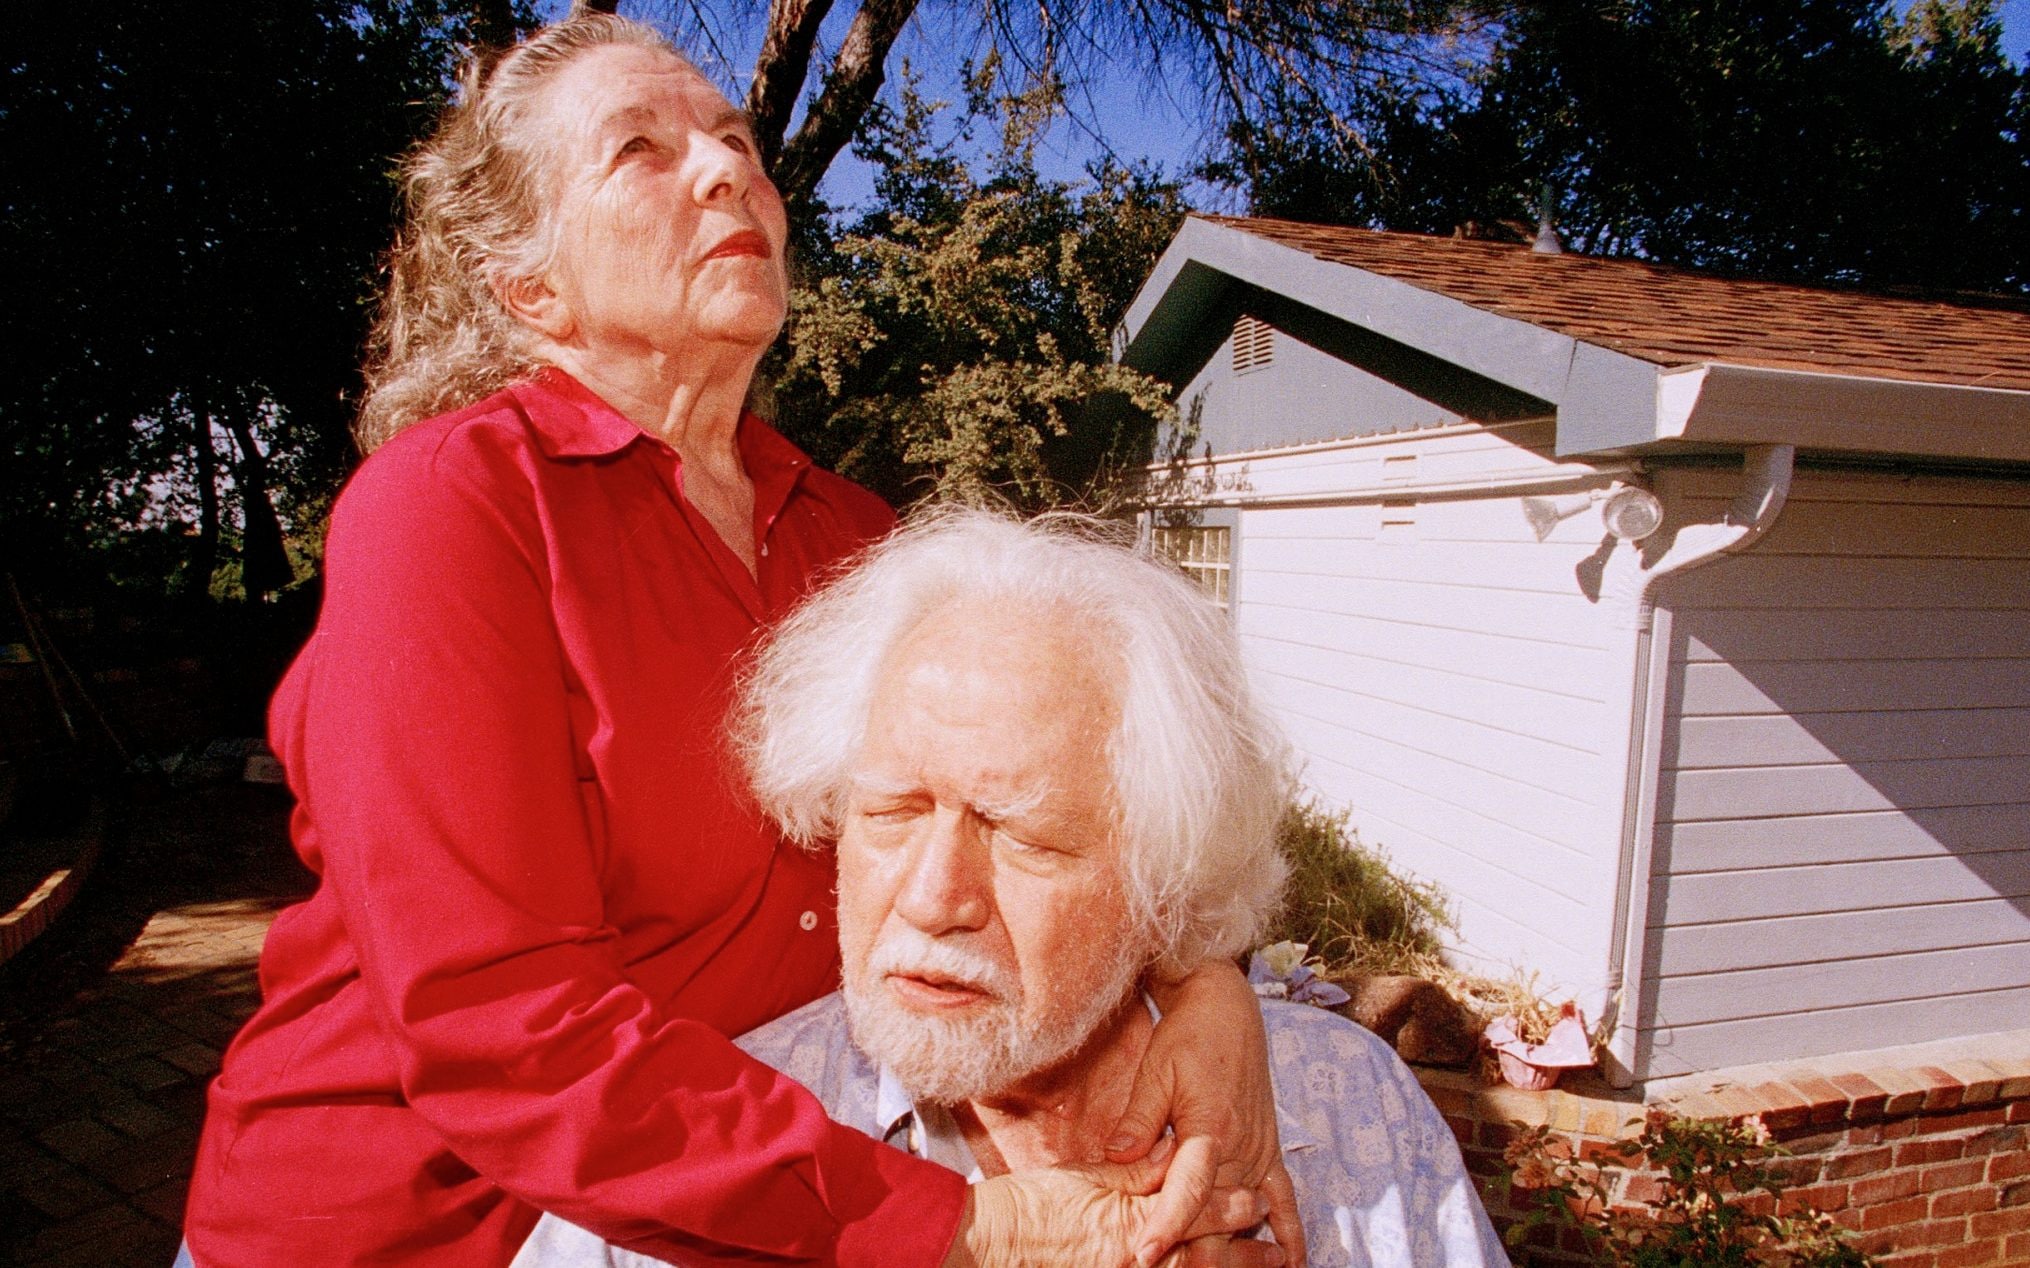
xmin=1521 ymin=484 xmax=1664 ymax=543
xmin=1599 ymin=485 xmax=1664 ymax=541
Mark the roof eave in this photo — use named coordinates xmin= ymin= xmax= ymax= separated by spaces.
xmin=1558 ymin=362 xmax=2030 ymax=464
xmin=1120 ymin=218 xmax=2030 ymax=468
xmin=1118 ymin=217 xmax=1583 ymax=400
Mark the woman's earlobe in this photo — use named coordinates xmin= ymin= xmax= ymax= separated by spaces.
xmin=497 ymin=274 xmax=575 ymax=341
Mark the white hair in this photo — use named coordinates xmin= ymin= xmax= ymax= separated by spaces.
xmin=732 ymin=507 xmax=1293 ymax=972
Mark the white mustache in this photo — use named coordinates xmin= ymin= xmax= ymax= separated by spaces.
xmin=865 ymin=928 xmax=1017 ymax=1001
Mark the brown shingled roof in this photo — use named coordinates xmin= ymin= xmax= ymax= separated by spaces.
xmin=1204 ymin=215 xmax=2030 ymax=393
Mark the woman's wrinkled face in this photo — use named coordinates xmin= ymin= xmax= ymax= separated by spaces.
xmin=528 ymin=44 xmax=789 ymax=359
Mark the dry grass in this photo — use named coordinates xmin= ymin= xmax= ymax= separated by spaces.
xmin=1266 ymin=800 xmax=1588 ymax=1068
xmin=1261 ymin=800 xmax=1453 ymax=979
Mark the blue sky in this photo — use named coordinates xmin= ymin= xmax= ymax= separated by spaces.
xmin=572 ymin=1 xmax=2030 ymax=212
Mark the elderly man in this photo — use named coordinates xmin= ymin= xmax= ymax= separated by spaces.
xmin=517 ymin=510 xmax=1505 ymax=1268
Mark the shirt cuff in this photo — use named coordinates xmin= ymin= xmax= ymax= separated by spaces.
xmin=826 ymin=1122 xmax=969 ymax=1268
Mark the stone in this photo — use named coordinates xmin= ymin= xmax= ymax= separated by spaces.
xmin=1335 ymin=974 xmax=1481 ymax=1069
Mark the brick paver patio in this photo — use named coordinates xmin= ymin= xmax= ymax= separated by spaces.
xmin=0 ymin=783 xmax=309 ymax=1266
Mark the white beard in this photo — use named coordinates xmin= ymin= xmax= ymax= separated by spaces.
xmin=843 ymin=925 xmax=1143 ymax=1106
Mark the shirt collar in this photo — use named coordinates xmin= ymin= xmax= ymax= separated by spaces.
xmin=510 ymin=368 xmax=816 ymax=499
xmin=511 ymin=368 xmax=649 ymax=459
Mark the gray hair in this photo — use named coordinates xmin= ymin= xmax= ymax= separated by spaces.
xmin=355 ymin=14 xmax=680 ymax=452
xmin=732 ymin=507 xmax=1292 ymax=973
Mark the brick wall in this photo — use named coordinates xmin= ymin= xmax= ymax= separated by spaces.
xmin=1414 ymin=1031 xmax=2030 ymax=1266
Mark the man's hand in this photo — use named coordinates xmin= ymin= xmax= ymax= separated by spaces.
xmin=1106 ymin=960 xmax=1307 ymax=1268
xmin=939 ymin=1161 xmax=1286 ymax=1268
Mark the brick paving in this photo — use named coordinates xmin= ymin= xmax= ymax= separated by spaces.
xmin=0 ymin=783 xmax=310 ymax=1266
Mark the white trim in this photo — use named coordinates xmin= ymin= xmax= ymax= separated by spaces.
xmin=1150 ymin=417 xmax=1556 ymax=468
xmin=1149 ymin=461 xmax=1639 ymax=510
xmin=1657 ymin=363 xmax=2030 ymax=464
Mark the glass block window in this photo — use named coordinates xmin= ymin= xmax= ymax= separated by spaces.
xmin=1152 ymin=524 xmax=1232 ymax=609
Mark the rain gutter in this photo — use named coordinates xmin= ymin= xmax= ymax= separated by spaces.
xmin=1599 ymin=444 xmax=1796 ymax=1087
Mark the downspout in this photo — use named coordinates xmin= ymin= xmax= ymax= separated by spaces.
xmin=1598 ymin=444 xmax=1796 ymax=1087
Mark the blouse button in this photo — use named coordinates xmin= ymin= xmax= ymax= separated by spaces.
xmin=798 ymin=910 xmax=818 ymax=931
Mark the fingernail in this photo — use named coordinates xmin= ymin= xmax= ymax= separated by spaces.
xmin=1134 ymin=1243 xmax=1159 ymax=1268
xmin=1255 ymin=1193 xmax=1272 ymax=1219
xmin=1108 ymin=1136 xmax=1136 ymax=1154
xmin=1264 ymin=1246 xmax=1286 ymax=1267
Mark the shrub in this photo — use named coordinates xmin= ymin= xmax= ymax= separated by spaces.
xmin=1496 ymin=1111 xmax=1874 ymax=1266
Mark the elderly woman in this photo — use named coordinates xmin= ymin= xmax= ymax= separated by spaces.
xmin=181 ymin=14 xmax=1299 ymax=1268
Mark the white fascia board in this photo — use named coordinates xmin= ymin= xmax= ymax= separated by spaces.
xmin=1656 ymin=363 xmax=2030 ymax=463
xmin=1118 ymin=219 xmax=1583 ymax=402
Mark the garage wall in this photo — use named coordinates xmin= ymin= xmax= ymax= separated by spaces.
xmin=1639 ymin=467 xmax=2030 ymax=1078
xmin=1213 ymin=419 xmax=1625 ymax=999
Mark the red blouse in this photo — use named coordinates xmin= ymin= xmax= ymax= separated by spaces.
xmin=184 ymin=371 xmax=967 ymax=1266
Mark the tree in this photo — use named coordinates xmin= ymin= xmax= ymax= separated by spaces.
xmin=767 ymin=61 xmax=1183 ymax=509
xmin=597 ymin=0 xmax=1499 ymax=214
xmin=1206 ymin=0 xmax=2030 ymax=294
xmin=3 ymin=1 xmax=503 ymax=599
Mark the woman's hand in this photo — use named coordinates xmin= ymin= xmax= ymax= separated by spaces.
xmin=1105 ymin=960 xmax=1307 ymax=1268
xmin=939 ymin=1160 xmax=1285 ymax=1268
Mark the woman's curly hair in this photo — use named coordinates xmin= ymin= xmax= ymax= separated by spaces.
xmin=354 ymin=14 xmax=678 ymax=452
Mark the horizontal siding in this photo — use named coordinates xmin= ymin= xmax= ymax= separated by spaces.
xmin=1294 ymin=752 xmax=1601 ymax=991
xmin=1653 ymin=942 xmax=2030 ymax=1027
xmin=1251 ymin=535 xmax=1620 ymax=597
xmin=1244 ymin=602 xmax=1608 ymax=699
xmin=1674 ymin=657 xmax=2030 ymax=713
xmin=1651 ymin=896 xmax=2030 ymax=976
xmin=1246 ymin=612 xmax=1602 ymax=736
xmin=1664 ymin=755 xmax=2030 ymax=820
xmin=1228 ymin=461 xmax=1620 ymax=999
xmin=1678 ymin=608 xmax=2030 ymax=662
xmin=1641 ymin=467 xmax=2030 ymax=1077
xmin=1671 ymin=495 xmax=2030 ymax=560
xmin=1652 ymin=851 xmax=2030 ymax=924
xmin=1665 ymin=466 xmax=2030 ymax=510
xmin=1242 ymin=570 xmax=1597 ymax=648
xmin=1639 ymin=986 xmax=2030 ymax=1079
xmin=1665 ymin=557 xmax=2030 ymax=609
xmin=1259 ymin=676 xmax=1596 ymax=857
xmin=1660 ymin=803 xmax=2030 ymax=873
xmin=1250 ymin=654 xmax=1602 ymax=792
xmin=1665 ymin=709 xmax=2030 ymax=768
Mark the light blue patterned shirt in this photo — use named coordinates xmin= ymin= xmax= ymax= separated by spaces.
xmin=513 ymin=995 xmax=1508 ymax=1268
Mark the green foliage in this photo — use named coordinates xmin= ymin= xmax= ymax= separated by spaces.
xmin=1263 ymin=799 xmax=1454 ymax=977
xmin=4 ymin=0 xmax=502 ymax=597
xmin=1207 ymin=0 xmax=2029 ymax=293
xmin=1497 ymin=1112 xmax=1874 ymax=1266
xmin=769 ymin=59 xmax=1186 ymax=511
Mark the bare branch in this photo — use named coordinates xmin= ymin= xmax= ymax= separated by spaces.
xmin=746 ymin=0 xmax=836 ymax=167
xmin=772 ymin=0 xmax=920 ymax=209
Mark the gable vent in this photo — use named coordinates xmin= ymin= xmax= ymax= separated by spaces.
xmin=1232 ymin=315 xmax=1275 ymax=375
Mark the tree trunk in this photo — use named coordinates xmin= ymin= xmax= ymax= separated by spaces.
xmin=746 ymin=0 xmax=837 ymax=170
xmin=221 ymin=413 xmax=294 ymax=599
xmin=771 ymin=0 xmax=920 ymax=210
xmin=191 ymin=404 xmax=221 ymax=600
